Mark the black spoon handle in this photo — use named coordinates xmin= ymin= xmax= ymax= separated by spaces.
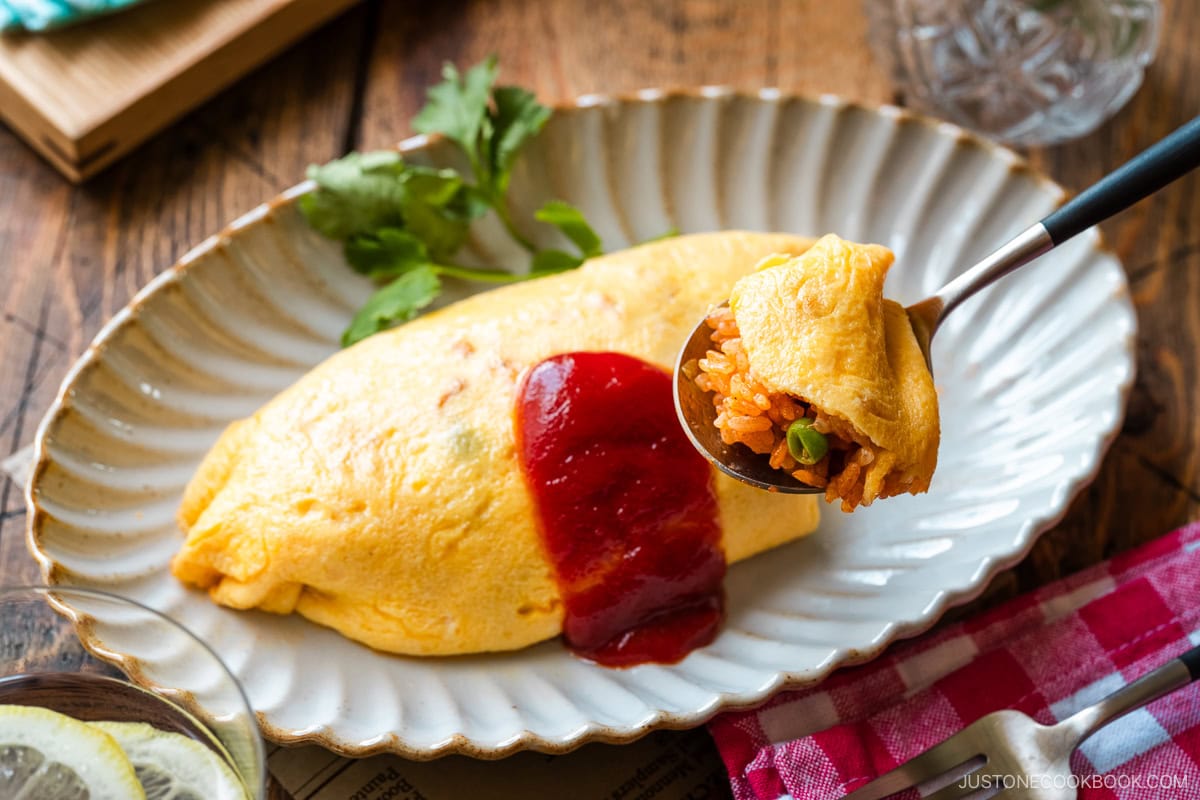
xmin=1042 ymin=115 xmax=1200 ymax=245
xmin=933 ymin=115 xmax=1200 ymax=324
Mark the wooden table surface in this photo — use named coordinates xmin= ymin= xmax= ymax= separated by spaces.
xmin=2 ymin=1 xmax=1199 ymax=797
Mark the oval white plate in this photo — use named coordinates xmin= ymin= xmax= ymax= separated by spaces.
xmin=28 ymin=91 xmax=1135 ymax=759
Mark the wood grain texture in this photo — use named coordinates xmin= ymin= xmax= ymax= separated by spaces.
xmin=0 ymin=0 xmax=1198 ymax=796
xmin=358 ymin=0 xmax=891 ymax=151
xmin=0 ymin=0 xmax=359 ymax=179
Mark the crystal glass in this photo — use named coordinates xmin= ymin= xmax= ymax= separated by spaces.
xmin=0 ymin=585 xmax=266 ymax=799
xmin=865 ymin=0 xmax=1160 ymax=146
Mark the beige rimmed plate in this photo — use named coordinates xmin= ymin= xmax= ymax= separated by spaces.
xmin=28 ymin=90 xmax=1135 ymax=759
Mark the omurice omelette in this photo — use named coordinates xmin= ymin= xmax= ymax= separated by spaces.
xmin=693 ymin=234 xmax=940 ymax=512
xmin=172 ymin=232 xmax=824 ymax=664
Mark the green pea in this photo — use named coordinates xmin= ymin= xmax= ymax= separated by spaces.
xmin=786 ymin=418 xmax=828 ymax=465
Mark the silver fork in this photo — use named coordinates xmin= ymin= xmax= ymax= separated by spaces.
xmin=840 ymin=644 xmax=1200 ymax=799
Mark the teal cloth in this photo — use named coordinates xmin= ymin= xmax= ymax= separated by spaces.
xmin=0 ymin=0 xmax=148 ymax=32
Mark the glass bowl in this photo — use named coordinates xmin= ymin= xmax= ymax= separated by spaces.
xmin=0 ymin=585 xmax=266 ymax=798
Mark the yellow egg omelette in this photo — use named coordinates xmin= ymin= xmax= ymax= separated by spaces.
xmin=172 ymin=232 xmax=823 ymax=657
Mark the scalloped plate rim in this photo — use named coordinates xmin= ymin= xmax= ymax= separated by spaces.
xmin=25 ymin=88 xmax=1136 ymax=759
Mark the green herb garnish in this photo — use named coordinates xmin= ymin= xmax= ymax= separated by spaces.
xmin=786 ymin=418 xmax=829 ymax=466
xmin=340 ymin=267 xmax=442 ymax=345
xmin=529 ymin=200 xmax=604 ymax=273
xmin=300 ymin=56 xmax=605 ymax=346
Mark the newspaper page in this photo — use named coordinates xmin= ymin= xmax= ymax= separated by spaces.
xmin=268 ymin=729 xmax=731 ymax=800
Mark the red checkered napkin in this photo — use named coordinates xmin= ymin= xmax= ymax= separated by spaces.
xmin=709 ymin=524 xmax=1200 ymax=799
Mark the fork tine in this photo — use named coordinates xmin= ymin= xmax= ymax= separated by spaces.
xmin=839 ymin=727 xmax=985 ymax=800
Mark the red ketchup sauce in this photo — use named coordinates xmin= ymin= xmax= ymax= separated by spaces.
xmin=515 ymin=352 xmax=725 ymax=667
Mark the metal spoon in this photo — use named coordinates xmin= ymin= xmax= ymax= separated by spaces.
xmin=675 ymin=114 xmax=1200 ymax=494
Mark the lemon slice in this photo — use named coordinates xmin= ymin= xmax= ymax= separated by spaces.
xmin=90 ymin=721 xmax=248 ymax=800
xmin=0 ymin=704 xmax=146 ymax=800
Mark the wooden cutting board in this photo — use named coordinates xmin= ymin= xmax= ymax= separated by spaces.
xmin=0 ymin=0 xmax=359 ymax=182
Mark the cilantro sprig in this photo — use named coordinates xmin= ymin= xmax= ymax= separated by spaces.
xmin=300 ymin=57 xmax=603 ymax=346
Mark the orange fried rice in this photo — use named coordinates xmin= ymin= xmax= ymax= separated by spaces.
xmin=689 ymin=306 xmax=895 ymax=512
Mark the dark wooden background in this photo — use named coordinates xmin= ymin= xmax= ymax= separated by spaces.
xmin=1 ymin=1 xmax=1198 ymax=797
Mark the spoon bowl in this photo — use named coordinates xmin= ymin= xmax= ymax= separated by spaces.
xmin=673 ymin=303 xmax=822 ymax=495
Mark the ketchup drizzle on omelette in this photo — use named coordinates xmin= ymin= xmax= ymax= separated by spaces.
xmin=515 ymin=352 xmax=725 ymax=667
